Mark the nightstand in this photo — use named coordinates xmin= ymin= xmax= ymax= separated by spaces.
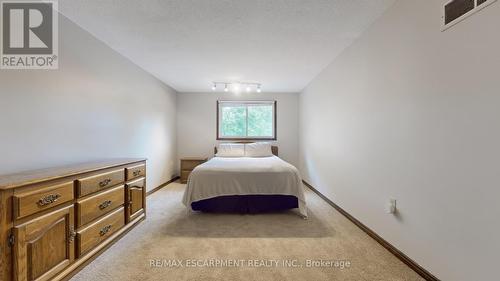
xmin=180 ymin=157 xmax=208 ymax=184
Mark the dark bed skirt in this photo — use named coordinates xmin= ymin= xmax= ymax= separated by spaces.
xmin=191 ymin=195 xmax=299 ymax=214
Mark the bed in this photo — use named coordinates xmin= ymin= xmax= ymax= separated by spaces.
xmin=182 ymin=145 xmax=307 ymax=217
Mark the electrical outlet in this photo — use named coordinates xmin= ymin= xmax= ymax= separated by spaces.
xmin=385 ymin=199 xmax=396 ymax=214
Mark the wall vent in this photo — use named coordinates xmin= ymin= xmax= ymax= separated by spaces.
xmin=443 ymin=0 xmax=497 ymax=30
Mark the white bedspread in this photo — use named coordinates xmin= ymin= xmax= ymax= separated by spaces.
xmin=182 ymin=156 xmax=307 ymax=217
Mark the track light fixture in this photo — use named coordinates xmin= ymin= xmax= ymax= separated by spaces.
xmin=211 ymin=82 xmax=262 ymax=93
xmin=233 ymin=83 xmax=240 ymax=92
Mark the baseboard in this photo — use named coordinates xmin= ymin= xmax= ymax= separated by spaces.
xmin=302 ymin=180 xmax=440 ymax=281
xmin=146 ymin=176 xmax=180 ymax=196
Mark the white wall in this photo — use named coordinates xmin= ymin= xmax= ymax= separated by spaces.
xmin=177 ymin=92 xmax=299 ymax=166
xmin=0 ymin=15 xmax=178 ymax=192
xmin=299 ymin=1 xmax=500 ymax=280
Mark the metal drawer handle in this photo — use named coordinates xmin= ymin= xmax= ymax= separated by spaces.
xmin=69 ymin=226 xmax=76 ymax=243
xmin=99 ymin=225 xmax=112 ymax=236
xmin=38 ymin=194 xmax=61 ymax=206
xmin=99 ymin=200 xmax=112 ymax=210
xmin=133 ymin=170 xmax=141 ymax=177
xmin=99 ymin=178 xmax=112 ymax=187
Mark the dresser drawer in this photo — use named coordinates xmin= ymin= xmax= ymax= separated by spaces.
xmin=180 ymin=170 xmax=191 ymax=184
xmin=77 ymin=207 xmax=125 ymax=257
xmin=13 ymin=182 xmax=74 ymax=219
xmin=76 ymin=169 xmax=124 ymax=197
xmin=180 ymin=159 xmax=206 ymax=171
xmin=125 ymin=164 xmax=146 ymax=180
xmin=76 ymin=185 xmax=125 ymax=227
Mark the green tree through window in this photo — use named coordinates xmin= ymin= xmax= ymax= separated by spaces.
xmin=218 ymin=101 xmax=276 ymax=139
xmin=221 ymin=106 xmax=246 ymax=137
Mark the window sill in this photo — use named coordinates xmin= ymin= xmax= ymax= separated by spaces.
xmin=216 ymin=137 xmax=277 ymax=141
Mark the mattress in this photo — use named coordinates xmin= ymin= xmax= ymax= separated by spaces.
xmin=182 ymin=156 xmax=307 ymax=217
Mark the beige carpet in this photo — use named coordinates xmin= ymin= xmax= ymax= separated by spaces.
xmin=71 ymin=182 xmax=423 ymax=281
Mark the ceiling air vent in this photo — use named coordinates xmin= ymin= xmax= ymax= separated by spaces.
xmin=443 ymin=0 xmax=497 ymax=30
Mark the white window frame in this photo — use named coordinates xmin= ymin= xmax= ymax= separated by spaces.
xmin=442 ymin=0 xmax=497 ymax=31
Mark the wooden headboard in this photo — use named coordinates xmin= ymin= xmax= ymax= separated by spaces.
xmin=214 ymin=144 xmax=278 ymax=156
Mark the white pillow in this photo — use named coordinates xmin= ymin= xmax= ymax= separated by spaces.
xmin=245 ymin=142 xmax=273 ymax=157
xmin=216 ymin=143 xmax=245 ymax=157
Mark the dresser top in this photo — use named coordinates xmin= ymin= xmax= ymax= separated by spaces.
xmin=0 ymin=158 xmax=146 ymax=190
xmin=181 ymin=157 xmax=208 ymax=161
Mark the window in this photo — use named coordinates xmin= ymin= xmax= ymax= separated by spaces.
xmin=443 ymin=0 xmax=497 ymax=30
xmin=217 ymin=100 xmax=277 ymax=140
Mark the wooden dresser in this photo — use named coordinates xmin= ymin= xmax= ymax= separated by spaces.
xmin=0 ymin=159 xmax=147 ymax=281
xmin=180 ymin=158 xmax=207 ymax=184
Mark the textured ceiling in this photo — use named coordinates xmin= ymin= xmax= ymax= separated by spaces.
xmin=58 ymin=0 xmax=395 ymax=93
